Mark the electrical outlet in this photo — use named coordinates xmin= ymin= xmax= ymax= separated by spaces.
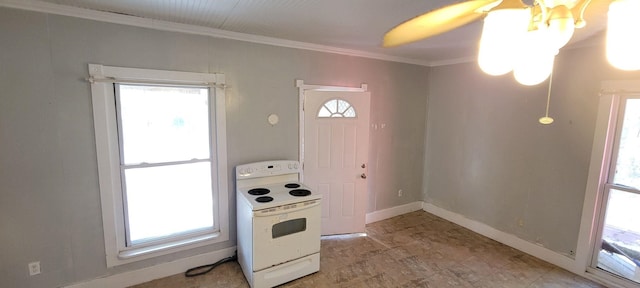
xmin=398 ymin=189 xmax=403 ymax=197
xmin=28 ymin=261 xmax=40 ymax=276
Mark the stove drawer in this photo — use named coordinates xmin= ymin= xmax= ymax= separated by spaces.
xmin=252 ymin=201 xmax=321 ymax=271
xmin=251 ymin=253 xmax=319 ymax=288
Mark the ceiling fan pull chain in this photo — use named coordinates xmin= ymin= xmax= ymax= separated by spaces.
xmin=539 ymin=65 xmax=555 ymax=125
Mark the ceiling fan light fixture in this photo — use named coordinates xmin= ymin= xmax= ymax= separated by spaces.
xmin=513 ymin=53 xmax=555 ymax=86
xmin=606 ymin=0 xmax=640 ymax=71
xmin=478 ymin=7 xmax=531 ymax=76
xmin=547 ymin=5 xmax=575 ymax=50
xmin=513 ymin=28 xmax=556 ymax=86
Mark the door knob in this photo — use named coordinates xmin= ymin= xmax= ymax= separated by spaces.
xmin=360 ymin=173 xmax=367 ymax=179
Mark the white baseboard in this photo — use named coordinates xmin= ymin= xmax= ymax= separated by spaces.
xmin=421 ymin=202 xmax=577 ymax=272
xmin=366 ymin=201 xmax=423 ymax=224
xmin=64 ymin=246 xmax=237 ymax=288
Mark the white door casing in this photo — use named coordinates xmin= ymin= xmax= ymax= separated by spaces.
xmin=302 ymin=88 xmax=370 ymax=235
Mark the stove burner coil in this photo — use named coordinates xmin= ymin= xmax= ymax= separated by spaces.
xmin=289 ymin=189 xmax=311 ymax=197
xmin=285 ymin=183 xmax=300 ymax=188
xmin=248 ymin=188 xmax=270 ymax=195
xmin=255 ymin=196 xmax=274 ymax=203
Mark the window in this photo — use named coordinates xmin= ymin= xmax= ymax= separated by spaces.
xmin=317 ymin=98 xmax=356 ymax=118
xmin=583 ymin=84 xmax=640 ymax=286
xmin=89 ymin=64 xmax=228 ymax=266
xmin=593 ymin=97 xmax=640 ymax=283
xmin=611 ymin=99 xmax=640 ymax=190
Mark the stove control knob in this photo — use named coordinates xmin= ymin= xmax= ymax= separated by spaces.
xmin=294 ymin=163 xmax=299 ymax=169
xmin=288 ymin=163 xmax=293 ymax=169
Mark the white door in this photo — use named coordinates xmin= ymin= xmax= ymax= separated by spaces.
xmin=303 ymin=90 xmax=370 ymax=235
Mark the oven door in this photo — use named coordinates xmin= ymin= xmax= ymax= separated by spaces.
xmin=252 ymin=199 xmax=321 ymax=271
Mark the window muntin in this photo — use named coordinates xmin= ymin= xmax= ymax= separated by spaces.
xmin=612 ymin=99 xmax=640 ymax=190
xmin=317 ymin=99 xmax=356 ymax=118
xmin=89 ymin=64 xmax=228 ymax=267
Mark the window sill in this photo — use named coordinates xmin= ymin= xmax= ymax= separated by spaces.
xmin=118 ymin=232 xmax=222 ymax=260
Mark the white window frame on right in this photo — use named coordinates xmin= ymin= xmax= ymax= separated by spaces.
xmin=578 ymin=80 xmax=640 ymax=288
xmin=89 ymin=64 xmax=229 ymax=267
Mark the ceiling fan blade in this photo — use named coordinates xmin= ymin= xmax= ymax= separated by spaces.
xmin=383 ymin=0 xmax=501 ymax=47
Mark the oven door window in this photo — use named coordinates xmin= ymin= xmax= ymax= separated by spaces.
xmin=273 ymin=218 xmax=307 ymax=238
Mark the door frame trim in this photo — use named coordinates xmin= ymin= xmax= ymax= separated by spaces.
xmin=295 ymin=80 xmax=367 ymax=181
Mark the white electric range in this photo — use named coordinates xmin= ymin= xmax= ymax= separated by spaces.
xmin=236 ymin=160 xmax=322 ymax=288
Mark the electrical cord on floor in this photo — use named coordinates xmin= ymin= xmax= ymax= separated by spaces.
xmin=184 ymin=251 xmax=238 ymax=277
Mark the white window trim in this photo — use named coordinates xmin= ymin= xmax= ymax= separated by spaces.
xmin=89 ymin=64 xmax=229 ymax=267
xmin=576 ymin=80 xmax=640 ymax=288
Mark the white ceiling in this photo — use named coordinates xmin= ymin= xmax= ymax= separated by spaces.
xmin=12 ymin=0 xmax=611 ymax=66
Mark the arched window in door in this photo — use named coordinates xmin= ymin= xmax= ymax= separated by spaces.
xmin=317 ymin=98 xmax=356 ymax=118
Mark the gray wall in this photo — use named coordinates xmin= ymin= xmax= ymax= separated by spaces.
xmin=0 ymin=7 xmax=428 ymax=287
xmin=424 ymin=37 xmax=640 ymax=256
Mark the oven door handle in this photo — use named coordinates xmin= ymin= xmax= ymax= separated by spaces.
xmin=254 ymin=201 xmax=320 ymax=217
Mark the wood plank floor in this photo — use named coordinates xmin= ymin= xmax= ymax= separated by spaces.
xmin=131 ymin=211 xmax=605 ymax=288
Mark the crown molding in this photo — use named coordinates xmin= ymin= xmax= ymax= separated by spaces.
xmin=0 ymin=0 xmax=433 ymax=67
xmin=429 ymin=56 xmax=475 ymax=67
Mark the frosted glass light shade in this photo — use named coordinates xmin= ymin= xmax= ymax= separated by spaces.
xmin=478 ymin=8 xmax=531 ymax=76
xmin=547 ymin=5 xmax=575 ymax=51
xmin=513 ymin=28 xmax=555 ymax=86
xmin=607 ymin=0 xmax=640 ymax=71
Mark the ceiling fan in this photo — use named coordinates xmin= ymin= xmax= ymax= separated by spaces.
xmin=383 ymin=0 xmax=591 ymax=48
xmin=383 ymin=0 xmax=597 ymax=85
xmin=383 ymin=0 xmax=639 ymax=124
xmin=383 ymin=0 xmax=638 ymax=83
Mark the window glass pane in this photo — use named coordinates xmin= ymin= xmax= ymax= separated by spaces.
xmin=613 ymin=99 xmax=640 ymax=189
xmin=118 ymin=84 xmax=210 ymax=165
xmin=318 ymin=107 xmax=331 ymax=117
xmin=327 ymin=100 xmax=337 ymax=114
xmin=124 ymin=162 xmax=213 ymax=244
xmin=596 ymin=188 xmax=640 ymax=283
xmin=337 ymin=100 xmax=349 ymax=113
xmin=344 ymin=107 xmax=356 ymax=117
